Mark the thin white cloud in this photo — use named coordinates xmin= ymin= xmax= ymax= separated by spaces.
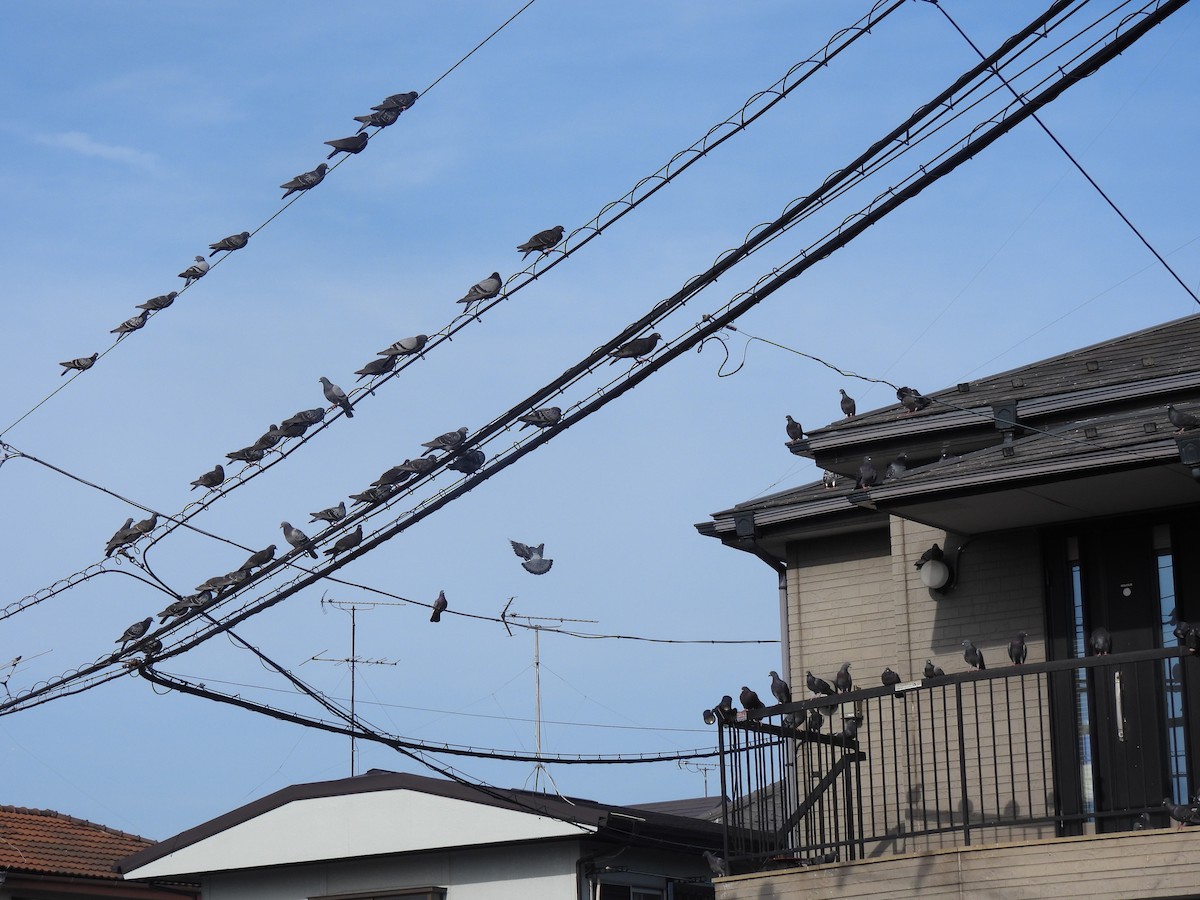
xmin=32 ymin=130 xmax=158 ymax=171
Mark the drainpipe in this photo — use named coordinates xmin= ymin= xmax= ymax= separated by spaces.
xmin=732 ymin=511 xmax=789 ymax=680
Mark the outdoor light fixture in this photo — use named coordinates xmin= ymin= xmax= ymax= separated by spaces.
xmin=734 ymin=512 xmax=757 ymax=538
xmin=919 ymin=558 xmax=952 ymax=590
xmin=915 ymin=540 xmax=964 ymax=595
xmin=702 ymin=708 xmax=717 ymax=725
xmin=1176 ymin=434 xmax=1200 ymax=482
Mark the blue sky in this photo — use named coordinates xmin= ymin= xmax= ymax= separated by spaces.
xmin=1 ymin=1 xmax=1197 ymax=841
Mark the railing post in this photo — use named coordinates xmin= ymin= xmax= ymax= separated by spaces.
xmin=717 ymin=720 xmax=730 ymax=862
xmin=956 ymin=681 xmax=972 ymax=846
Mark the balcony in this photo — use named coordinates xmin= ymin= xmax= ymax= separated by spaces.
xmin=710 ymin=648 xmax=1200 ymax=897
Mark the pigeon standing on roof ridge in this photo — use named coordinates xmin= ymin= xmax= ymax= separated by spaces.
xmin=839 ymin=389 xmax=856 ymax=418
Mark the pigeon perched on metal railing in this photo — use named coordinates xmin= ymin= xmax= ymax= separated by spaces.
xmin=208 ymin=232 xmax=250 ymax=256
xmin=924 ymin=659 xmax=945 ymax=678
xmin=458 ymin=272 xmax=502 ymax=305
xmin=430 ymin=590 xmax=448 ymax=623
xmin=1008 ymin=632 xmax=1028 ymax=665
xmin=769 ymin=671 xmax=791 ymax=704
xmin=178 ymin=256 xmax=209 ymax=285
xmin=190 ymin=464 xmax=225 ymax=491
xmin=702 ymin=850 xmax=728 ymax=878
xmin=309 ymin=502 xmax=346 ymax=525
xmin=882 ymin=667 xmax=902 ymax=686
xmin=59 ymin=353 xmax=98 ymax=375
xmin=962 ymin=639 xmax=986 ymax=670
xmin=1090 ymin=626 xmax=1112 ymax=655
xmin=281 ymin=522 xmax=318 ymax=559
xmin=136 ymin=292 xmax=177 ymax=311
xmin=319 ymin=377 xmax=354 ymax=418
xmin=807 ymin=671 xmax=836 ymax=696
xmin=510 ymin=540 xmax=553 ymax=575
xmin=835 ymin=662 xmax=853 ymax=693
xmin=280 ymin=163 xmax=328 ymax=199
xmin=739 ymin=686 xmax=765 ymax=711
xmin=517 ymin=225 xmax=564 ymax=259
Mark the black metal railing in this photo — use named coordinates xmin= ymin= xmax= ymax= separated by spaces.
xmin=713 ymin=647 xmax=1196 ymax=872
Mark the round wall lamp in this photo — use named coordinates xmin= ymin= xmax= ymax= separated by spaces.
xmin=919 ymin=558 xmax=952 ymax=591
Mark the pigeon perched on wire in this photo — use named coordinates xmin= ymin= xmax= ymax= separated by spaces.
xmin=283 ymin=408 xmax=326 ymax=427
xmin=421 ymin=427 xmax=468 ymax=455
xmin=1090 ymin=626 xmax=1112 ymax=655
xmin=885 ymin=454 xmax=908 ymax=481
xmin=430 ymin=590 xmax=448 ymax=623
xmin=1167 ymin=405 xmax=1199 ymax=433
xmin=882 ymin=667 xmax=902 ymax=686
xmin=354 ymin=107 xmax=401 ymax=133
xmin=309 ymin=502 xmax=346 ymax=525
xmin=59 ymin=353 xmax=98 ymax=375
xmin=807 ymin=671 xmax=836 ymax=696
xmin=280 ymin=162 xmax=328 ymax=199
xmin=281 ymin=521 xmax=318 ymax=559
xmin=116 ymin=617 xmax=153 ymax=650
xmin=519 ymin=407 xmax=562 ymax=430
xmin=104 ymin=518 xmax=136 ymax=557
xmin=324 ymin=133 xmax=369 ymax=159
xmin=448 ymin=449 xmax=486 ymax=474
xmin=897 ymin=386 xmax=932 ymax=413
xmin=136 ymin=291 xmax=178 ymax=311
xmin=739 ymin=685 xmax=765 ymax=711
xmin=397 ymin=457 xmax=438 ymax=475
xmin=1008 ymin=632 xmax=1028 ymax=665
xmin=319 ymin=377 xmax=354 ymax=418
xmin=226 ymin=446 xmax=266 ymax=464
xmin=835 ymin=662 xmax=853 ymax=693
xmin=608 ymin=333 xmax=661 ymax=364
xmin=785 ymin=415 xmax=804 ymax=441
xmin=855 ymin=457 xmax=877 ymax=489
xmin=839 ymin=389 xmax=856 ymax=418
xmin=157 ymin=597 xmax=190 ymax=623
xmin=458 ymin=272 xmax=502 ymax=305
xmin=111 ymin=311 xmax=149 ymax=335
xmin=377 ymin=334 xmax=428 ymax=357
xmin=251 ymin=425 xmax=285 ymax=451
xmin=962 ymin=639 xmax=986 ymax=670
xmin=372 ymin=465 xmax=414 ymax=487
xmin=356 ymin=354 xmax=398 ymax=382
xmin=373 ymin=90 xmax=419 ymax=112
xmin=350 ymin=485 xmax=395 ymax=506
xmin=277 ymin=420 xmax=311 ymax=439
xmin=208 ymin=232 xmax=250 ymax=256
xmin=517 ymin=225 xmax=564 ymax=259
xmin=239 ymin=544 xmax=276 ymax=573
xmin=178 ymin=256 xmax=209 ymax=285
xmin=769 ymin=671 xmax=791 ymax=704
xmin=924 ymin=659 xmax=945 ymax=678
xmin=190 ymin=464 xmax=225 ymax=491
xmin=510 ymin=540 xmax=553 ymax=575
xmin=323 ymin=524 xmax=363 ymax=558
xmin=195 ymin=575 xmax=228 ymax=593
xmin=702 ymin=850 xmax=728 ymax=878
xmin=132 ymin=514 xmax=158 ymax=536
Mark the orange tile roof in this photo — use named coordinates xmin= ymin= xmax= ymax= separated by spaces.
xmin=0 ymin=805 xmax=155 ymax=880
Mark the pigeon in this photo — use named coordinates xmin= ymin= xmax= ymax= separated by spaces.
xmin=519 ymin=407 xmax=562 ymax=430
xmin=785 ymin=415 xmax=804 ymax=441
xmin=323 ymin=524 xmax=363 ymax=558
xmin=372 ymin=465 xmax=414 ymax=487
xmin=195 ymin=575 xmax=228 ymax=593
xmin=283 ymin=408 xmax=326 ymax=426
xmin=1008 ymin=632 xmax=1028 ymax=665
xmin=448 ymin=449 xmax=486 ymax=474
xmin=276 ymin=420 xmax=310 ymax=439
xmin=190 ymin=464 xmax=225 ymax=491
xmin=897 ymin=386 xmax=932 ymax=413
xmin=517 ymin=225 xmax=565 ymax=259
xmin=882 ymin=667 xmax=902 ymax=686
xmin=885 ymin=454 xmax=908 ymax=481
xmin=251 ymin=425 xmax=285 ymax=450
xmin=924 ymin=659 xmax=945 ymax=678
xmin=354 ymin=107 xmax=402 ymax=133
xmin=372 ymin=90 xmax=418 ymax=112
xmin=1164 ymin=798 xmax=1200 ymax=828
xmin=182 ymin=591 xmax=214 ymax=610
xmin=430 ymin=590 xmax=448 ymax=623
xmin=215 ymin=568 xmax=250 ymax=590
xmin=739 ymin=685 xmax=765 ymax=711
xmin=319 ymin=377 xmax=354 ymax=418
xmin=510 ymin=540 xmax=553 ymax=575
xmin=116 ymin=617 xmax=154 ymax=649
xmin=702 ymin=850 xmax=728 ymax=878
xmin=855 ymin=457 xmax=877 ymax=489
xmin=822 ymin=470 xmax=838 ymax=489
xmin=178 ymin=256 xmax=209 ymax=285
xmin=104 ymin=517 xmax=135 ymax=556
xmin=834 ymin=662 xmax=853 ymax=693
xmin=914 ymin=544 xmax=943 ymax=570
xmin=309 ymin=502 xmax=346 ymax=524
xmin=280 ymin=521 xmax=318 ymax=559
xmin=1167 ymin=404 xmax=1199 ymax=433
xmin=239 ymin=544 xmax=276 ymax=572
xmin=841 ymin=716 xmax=861 ymax=741
xmin=136 ymin=291 xmax=178 ymax=311
xmin=355 ymin=355 xmax=398 ymax=381
xmin=157 ymin=597 xmax=190 ymax=623
xmin=110 ymin=311 xmax=149 ymax=335
xmin=1090 ymin=626 xmax=1112 ymax=655
xmin=608 ymin=333 xmax=662 ymax=364
xmin=839 ymin=389 xmax=856 ymax=418
xmin=713 ymin=694 xmax=736 ymax=724
xmin=208 ymin=231 xmax=250 ymax=256
xmin=60 ymin=353 xmax=98 ymax=375
xmin=280 ymin=162 xmax=328 ymax=199
xmin=806 ymin=671 xmax=835 ymax=696
xmin=226 ymin=446 xmax=266 ymax=464
xmin=806 ymin=709 xmax=825 ymax=732
xmin=769 ymin=671 xmax=791 ymax=705
xmin=962 ymin=639 xmax=986 ymax=670
xmin=397 ymin=457 xmax=438 ymax=475
xmin=324 ymin=133 xmax=369 ymax=159
xmin=350 ymin=485 xmax=396 ymax=506
xmin=458 ymin=272 xmax=502 ymax=305
xmin=132 ymin=514 xmax=158 ymax=536
xmin=139 ymin=638 xmax=163 ymax=657
xmin=421 ymin=427 xmax=468 ymax=455
xmin=377 ymin=334 xmax=428 ymax=357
